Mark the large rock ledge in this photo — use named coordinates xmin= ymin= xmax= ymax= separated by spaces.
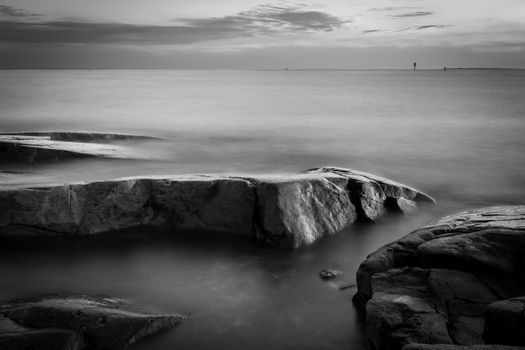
xmin=353 ymin=206 xmax=525 ymax=350
xmin=0 ymin=167 xmax=433 ymax=248
xmin=0 ymin=293 xmax=184 ymax=350
xmin=0 ymin=132 xmax=161 ymax=162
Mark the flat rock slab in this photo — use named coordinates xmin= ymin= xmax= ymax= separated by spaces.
xmin=2 ymin=131 xmax=160 ymax=143
xmin=0 ymin=167 xmax=433 ymax=248
xmin=0 ymin=293 xmax=184 ymax=350
xmin=0 ymin=132 xmax=161 ymax=162
xmin=354 ymin=206 xmax=525 ymax=350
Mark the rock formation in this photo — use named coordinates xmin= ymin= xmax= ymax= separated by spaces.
xmin=0 ymin=167 xmax=433 ymax=248
xmin=0 ymin=293 xmax=184 ymax=350
xmin=0 ymin=132 xmax=160 ymax=162
xmin=484 ymin=297 xmax=525 ymax=346
xmin=353 ymin=206 xmax=525 ymax=350
xmin=2 ymin=131 xmax=159 ymax=143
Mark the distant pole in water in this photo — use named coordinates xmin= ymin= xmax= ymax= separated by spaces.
xmin=413 ymin=62 xmax=417 ymax=70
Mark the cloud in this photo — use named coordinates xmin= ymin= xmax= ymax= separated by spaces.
xmin=368 ymin=7 xmax=415 ymax=12
xmin=0 ymin=3 xmax=349 ymax=45
xmin=362 ymin=29 xmax=382 ymax=34
xmin=415 ymin=24 xmax=451 ymax=30
xmin=0 ymin=21 xmax=202 ymax=44
xmin=0 ymin=4 xmax=40 ymax=18
xmin=178 ymin=4 xmax=349 ymax=33
xmin=391 ymin=11 xmax=433 ymax=18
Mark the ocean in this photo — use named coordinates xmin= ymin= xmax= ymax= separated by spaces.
xmin=1 ymin=69 xmax=524 ymax=349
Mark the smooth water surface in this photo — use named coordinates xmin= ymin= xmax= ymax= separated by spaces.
xmin=1 ymin=69 xmax=524 ymax=349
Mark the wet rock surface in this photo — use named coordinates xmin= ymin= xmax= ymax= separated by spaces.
xmin=0 ymin=293 xmax=184 ymax=350
xmin=0 ymin=167 xmax=433 ymax=248
xmin=354 ymin=206 xmax=525 ymax=350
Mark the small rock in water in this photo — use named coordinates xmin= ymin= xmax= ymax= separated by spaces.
xmin=319 ymin=269 xmax=342 ymax=280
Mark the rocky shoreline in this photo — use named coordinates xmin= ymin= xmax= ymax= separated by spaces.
xmin=3 ymin=132 xmax=524 ymax=349
xmin=353 ymin=206 xmax=525 ymax=350
xmin=0 ymin=166 xmax=433 ymax=249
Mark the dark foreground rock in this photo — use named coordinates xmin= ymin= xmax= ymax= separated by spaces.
xmin=0 ymin=167 xmax=433 ymax=248
xmin=353 ymin=206 xmax=525 ymax=350
xmin=484 ymin=297 xmax=525 ymax=346
xmin=0 ymin=293 xmax=184 ymax=350
xmin=403 ymin=345 xmax=525 ymax=350
xmin=0 ymin=132 xmax=159 ymax=162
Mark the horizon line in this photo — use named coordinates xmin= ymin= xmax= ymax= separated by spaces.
xmin=1 ymin=67 xmax=524 ymax=71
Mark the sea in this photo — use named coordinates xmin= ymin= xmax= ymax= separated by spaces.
xmin=0 ymin=69 xmax=524 ymax=349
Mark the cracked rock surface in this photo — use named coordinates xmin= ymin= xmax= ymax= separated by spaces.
xmin=353 ymin=206 xmax=525 ymax=350
xmin=0 ymin=167 xmax=433 ymax=248
xmin=0 ymin=293 xmax=185 ymax=350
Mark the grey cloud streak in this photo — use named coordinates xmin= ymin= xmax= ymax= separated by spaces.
xmin=396 ymin=24 xmax=451 ymax=33
xmin=415 ymin=24 xmax=450 ymax=30
xmin=368 ymin=7 xmax=415 ymax=12
xmin=0 ymin=4 xmax=40 ymax=18
xmin=0 ymin=3 xmax=348 ymax=45
xmin=391 ymin=11 xmax=433 ymax=18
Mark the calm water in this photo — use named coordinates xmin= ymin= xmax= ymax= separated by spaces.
xmin=1 ymin=69 xmax=524 ymax=349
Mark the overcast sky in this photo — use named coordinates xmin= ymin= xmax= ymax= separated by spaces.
xmin=1 ymin=0 xmax=524 ymax=69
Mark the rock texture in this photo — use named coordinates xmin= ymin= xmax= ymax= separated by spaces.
xmin=0 ymin=293 xmax=184 ymax=350
xmin=0 ymin=132 xmax=159 ymax=162
xmin=0 ymin=167 xmax=433 ymax=248
xmin=3 ymin=131 xmax=159 ymax=143
xmin=403 ymin=345 xmax=525 ymax=350
xmin=306 ymin=167 xmax=434 ymax=221
xmin=353 ymin=206 xmax=525 ymax=350
xmin=484 ymin=297 xmax=525 ymax=346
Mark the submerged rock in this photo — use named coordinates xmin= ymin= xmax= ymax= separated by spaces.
xmin=353 ymin=205 xmax=525 ymax=350
xmin=0 ymin=293 xmax=184 ymax=350
xmin=0 ymin=168 xmax=432 ymax=248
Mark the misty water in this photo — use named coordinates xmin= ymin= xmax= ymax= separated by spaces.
xmin=1 ymin=69 xmax=524 ymax=349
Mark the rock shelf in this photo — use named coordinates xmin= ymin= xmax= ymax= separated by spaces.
xmin=0 ymin=167 xmax=433 ymax=248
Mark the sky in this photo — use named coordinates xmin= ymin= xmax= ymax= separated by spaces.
xmin=0 ymin=0 xmax=524 ymax=69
